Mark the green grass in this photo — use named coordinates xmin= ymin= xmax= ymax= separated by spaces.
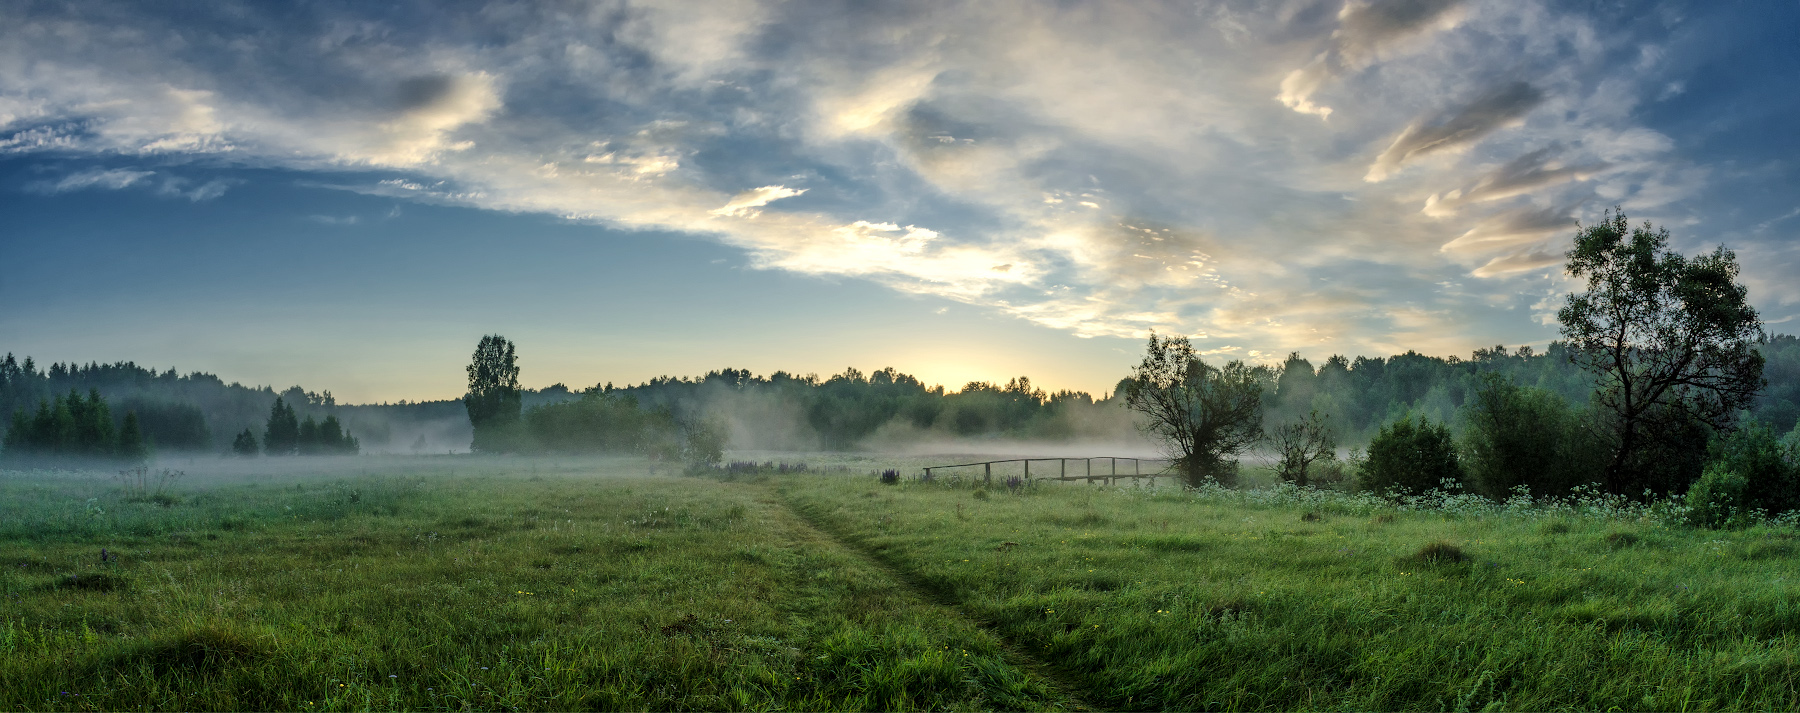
xmin=8 ymin=457 xmax=1800 ymax=710
xmin=0 ymin=460 xmax=1071 ymax=711
xmin=782 ymin=476 xmax=1800 ymax=711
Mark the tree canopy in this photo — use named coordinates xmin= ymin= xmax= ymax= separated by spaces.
xmin=1558 ymin=210 xmax=1765 ymax=494
xmin=1123 ymin=333 xmax=1267 ymax=486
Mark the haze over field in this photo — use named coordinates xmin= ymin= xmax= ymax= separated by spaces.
xmin=3 ymin=0 xmax=1798 ymax=403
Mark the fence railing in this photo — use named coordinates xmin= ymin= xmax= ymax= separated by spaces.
xmin=921 ymin=456 xmax=1171 ymax=486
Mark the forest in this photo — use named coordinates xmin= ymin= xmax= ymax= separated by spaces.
xmin=1 ymin=335 xmax=1797 ymax=459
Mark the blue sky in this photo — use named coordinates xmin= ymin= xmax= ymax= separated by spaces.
xmin=2 ymin=0 xmax=1797 ymax=403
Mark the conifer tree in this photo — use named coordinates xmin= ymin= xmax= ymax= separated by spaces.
xmin=3 ymin=409 xmax=28 ymax=455
xmin=232 ymin=429 xmax=259 ymax=457
xmin=117 ymin=411 xmax=149 ymax=462
xmin=298 ymin=415 xmax=320 ymax=455
xmin=263 ymin=397 xmax=300 ymax=456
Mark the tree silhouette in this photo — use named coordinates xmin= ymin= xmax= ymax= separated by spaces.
xmin=465 ymin=335 xmax=522 ymax=452
xmin=1123 ymin=333 xmax=1265 ymax=486
xmin=1558 ymin=209 xmax=1765 ymax=494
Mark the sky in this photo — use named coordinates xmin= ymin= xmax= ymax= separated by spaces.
xmin=2 ymin=0 xmax=1798 ymax=403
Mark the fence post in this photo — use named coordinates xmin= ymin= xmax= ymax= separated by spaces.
xmin=984 ymin=462 xmax=991 ymax=486
xmin=1025 ymin=459 xmax=1031 ymax=480
xmin=1061 ymin=459 xmax=1066 ymax=479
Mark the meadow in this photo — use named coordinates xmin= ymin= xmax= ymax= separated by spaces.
xmin=4 ymin=456 xmax=1800 ymax=711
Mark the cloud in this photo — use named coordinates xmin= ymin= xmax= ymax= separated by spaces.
xmin=31 ymin=167 xmax=153 ymax=193
xmin=156 ymin=177 xmax=237 ymax=201
xmin=711 ymin=185 xmax=807 ymax=217
xmin=1423 ymin=145 xmax=1606 ymax=216
xmin=1441 ymin=204 xmax=1577 ymax=256
xmin=1367 ymin=81 xmax=1545 ymax=182
xmin=24 ymin=166 xmax=238 ymax=200
xmin=359 ymin=73 xmax=501 ymax=166
xmin=1278 ymin=0 xmax=1467 ymax=118
xmin=1471 ymin=247 xmax=1561 ymax=277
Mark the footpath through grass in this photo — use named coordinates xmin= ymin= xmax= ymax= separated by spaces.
xmin=781 ymin=476 xmax=1800 ymax=711
xmin=0 ymin=460 xmax=1071 ymax=711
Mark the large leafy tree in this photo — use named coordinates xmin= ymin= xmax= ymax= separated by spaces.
xmin=466 ymin=334 xmax=522 ymax=453
xmin=1558 ymin=210 xmax=1765 ymax=494
xmin=1123 ymin=333 xmax=1266 ymax=486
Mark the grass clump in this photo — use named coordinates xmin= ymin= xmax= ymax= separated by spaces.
xmin=55 ymin=571 xmax=128 ymax=593
xmin=1402 ymin=540 xmax=1471 ymax=566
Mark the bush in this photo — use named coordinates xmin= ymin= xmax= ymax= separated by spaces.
xmin=1708 ymin=421 xmax=1800 ymax=517
xmin=679 ymin=418 xmax=728 ymax=467
xmin=1360 ymin=415 xmax=1463 ymax=496
xmin=1460 ymin=374 xmax=1601 ymax=498
xmin=1686 ymin=461 xmax=1748 ymax=528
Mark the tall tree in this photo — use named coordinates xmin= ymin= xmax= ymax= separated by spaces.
xmin=465 ymin=334 xmax=522 ymax=453
xmin=1558 ymin=209 xmax=1766 ymax=494
xmin=264 ymin=397 xmax=300 ymax=456
xmin=1123 ymin=333 xmax=1266 ymax=486
xmin=117 ymin=411 xmax=149 ymax=462
xmin=298 ymin=415 xmax=320 ymax=455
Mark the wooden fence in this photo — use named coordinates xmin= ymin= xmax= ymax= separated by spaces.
xmin=920 ymin=456 xmax=1171 ymax=486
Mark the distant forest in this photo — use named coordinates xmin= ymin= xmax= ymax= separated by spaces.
xmin=1 ymin=335 xmax=1796 ymax=456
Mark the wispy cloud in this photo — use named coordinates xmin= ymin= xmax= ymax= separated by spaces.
xmin=31 ymin=167 xmax=153 ymax=193
xmin=1367 ymin=81 xmax=1544 ymax=182
xmin=710 ymin=185 xmax=806 ymax=217
xmin=1278 ymin=0 xmax=1468 ymax=118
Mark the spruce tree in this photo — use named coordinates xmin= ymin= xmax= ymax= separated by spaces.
xmin=232 ymin=429 xmax=259 ymax=457
xmin=79 ymin=389 xmax=115 ymax=458
xmin=29 ymin=399 xmax=54 ymax=451
xmin=298 ymin=415 xmax=320 ymax=455
xmin=3 ymin=409 xmax=30 ymax=457
xmin=319 ymin=415 xmax=350 ymax=454
xmin=117 ymin=411 xmax=149 ymax=462
xmin=263 ymin=397 xmax=300 ymax=456
xmin=50 ymin=393 xmax=76 ymax=452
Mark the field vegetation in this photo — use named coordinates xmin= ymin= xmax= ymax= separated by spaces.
xmin=7 ymin=456 xmax=1800 ymax=711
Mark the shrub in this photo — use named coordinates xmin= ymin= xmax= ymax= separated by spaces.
xmin=1709 ymin=421 xmax=1800 ymax=517
xmin=678 ymin=418 xmax=727 ymax=466
xmin=1360 ymin=415 xmax=1463 ymax=496
xmin=1460 ymin=374 xmax=1601 ymax=498
xmin=1686 ymin=461 xmax=1748 ymax=528
xmin=878 ymin=469 xmax=900 ymax=485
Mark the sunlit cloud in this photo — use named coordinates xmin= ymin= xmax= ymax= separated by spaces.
xmin=1278 ymin=0 xmax=1468 ymax=118
xmin=710 ymin=185 xmax=806 ymax=217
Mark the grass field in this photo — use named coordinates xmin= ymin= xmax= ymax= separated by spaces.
xmin=5 ymin=456 xmax=1800 ymax=711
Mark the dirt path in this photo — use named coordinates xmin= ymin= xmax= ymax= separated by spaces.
xmin=760 ymin=487 xmax=1100 ymax=711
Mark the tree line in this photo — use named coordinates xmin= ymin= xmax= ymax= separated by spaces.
xmin=227 ymin=396 xmax=360 ymax=457
xmin=1125 ymin=211 xmax=1800 ymax=526
xmin=2 ymin=388 xmax=149 ymax=464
